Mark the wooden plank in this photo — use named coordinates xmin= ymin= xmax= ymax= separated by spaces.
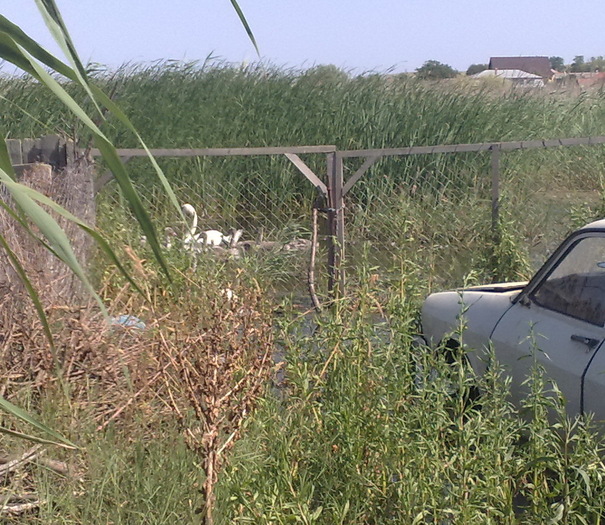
xmin=65 ymin=139 xmax=77 ymax=165
xmin=22 ymin=138 xmax=37 ymax=163
xmin=6 ymin=139 xmax=22 ymax=165
xmin=88 ymin=136 xmax=605 ymax=162
xmin=339 ymin=135 xmax=605 ymax=157
xmin=37 ymin=134 xmax=62 ymax=166
xmin=284 ymin=153 xmax=327 ymax=195
xmin=342 ymin=155 xmax=380 ymax=196
xmin=89 ymin=145 xmax=337 ymax=158
xmin=340 ymin=143 xmax=493 ymax=157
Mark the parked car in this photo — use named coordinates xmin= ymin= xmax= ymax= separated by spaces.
xmin=420 ymin=218 xmax=605 ymax=422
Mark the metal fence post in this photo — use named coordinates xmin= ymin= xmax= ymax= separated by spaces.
xmin=491 ymin=144 xmax=501 ymax=243
xmin=333 ymin=153 xmax=345 ymax=293
xmin=326 ymin=152 xmax=336 ymax=294
xmin=326 ymin=152 xmax=345 ymax=297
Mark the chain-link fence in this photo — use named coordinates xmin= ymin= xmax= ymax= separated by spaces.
xmin=94 ymin=137 xmax=605 ymax=300
xmin=96 ymin=149 xmax=334 ymax=300
xmin=339 ymin=138 xmax=605 ymax=291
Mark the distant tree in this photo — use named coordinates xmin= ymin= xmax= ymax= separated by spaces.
xmin=549 ymin=56 xmax=565 ymax=72
xmin=416 ymin=60 xmax=458 ymax=80
xmin=570 ymin=55 xmax=591 ymax=73
xmin=590 ymin=56 xmax=605 ymax=72
xmin=466 ymin=63 xmax=488 ymax=76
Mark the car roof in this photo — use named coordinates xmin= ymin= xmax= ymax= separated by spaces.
xmin=580 ymin=218 xmax=605 ymax=231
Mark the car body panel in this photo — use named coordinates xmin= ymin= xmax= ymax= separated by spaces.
xmin=421 ymin=286 xmax=521 ymax=375
xmin=420 ymin=220 xmax=605 ymax=421
xmin=491 ymin=300 xmax=605 ymax=418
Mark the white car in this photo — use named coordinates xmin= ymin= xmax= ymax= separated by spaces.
xmin=420 ymin=218 xmax=605 ymax=422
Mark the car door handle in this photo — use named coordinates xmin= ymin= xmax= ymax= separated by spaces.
xmin=570 ymin=334 xmax=601 ymax=351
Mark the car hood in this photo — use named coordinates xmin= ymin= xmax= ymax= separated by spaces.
xmin=458 ymin=281 xmax=528 ymax=293
xmin=421 ymin=281 xmax=527 ymax=348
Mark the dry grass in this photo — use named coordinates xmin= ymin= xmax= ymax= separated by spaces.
xmin=0 ymin=249 xmax=278 ymax=523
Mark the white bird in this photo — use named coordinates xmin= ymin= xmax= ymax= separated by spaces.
xmin=181 ymin=203 xmax=201 ymax=245
xmin=181 ymin=203 xmax=243 ymax=250
xmin=201 ymin=229 xmax=229 ymax=247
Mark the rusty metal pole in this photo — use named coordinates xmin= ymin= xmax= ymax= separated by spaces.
xmin=333 ymin=153 xmax=345 ymax=294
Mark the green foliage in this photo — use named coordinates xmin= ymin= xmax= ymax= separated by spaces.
xmin=476 ymin=214 xmax=531 ymax=284
xmin=549 ymin=56 xmax=565 ymax=72
xmin=465 ymin=63 xmax=488 ymax=76
xmin=32 ymin=417 xmax=202 ymax=524
xmin=213 ymin=281 xmax=605 ymax=523
xmin=416 ymin=60 xmax=458 ymax=80
xmin=571 ymin=55 xmax=591 ymax=73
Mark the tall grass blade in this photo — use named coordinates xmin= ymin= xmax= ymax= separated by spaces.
xmin=229 ymin=0 xmax=259 ymax=55
xmin=34 ymin=0 xmax=102 ymax=116
xmin=0 ymin=426 xmax=75 ymax=448
xmin=0 ymin=18 xmax=170 ymax=277
xmin=0 ymin=396 xmax=77 ymax=449
xmin=0 ymin=137 xmax=15 ymax=179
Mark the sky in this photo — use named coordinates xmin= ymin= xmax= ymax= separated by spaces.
xmin=1 ymin=1 xmax=605 ymax=75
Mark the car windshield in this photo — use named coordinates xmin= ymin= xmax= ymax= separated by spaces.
xmin=532 ymin=236 xmax=605 ymax=326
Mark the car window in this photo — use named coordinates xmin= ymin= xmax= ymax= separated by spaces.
xmin=531 ymin=236 xmax=605 ymax=326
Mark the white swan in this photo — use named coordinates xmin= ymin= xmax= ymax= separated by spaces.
xmin=181 ymin=203 xmax=200 ymax=246
xmin=181 ymin=203 xmax=242 ymax=249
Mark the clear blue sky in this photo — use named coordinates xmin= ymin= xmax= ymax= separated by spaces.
xmin=2 ymin=1 xmax=605 ymax=74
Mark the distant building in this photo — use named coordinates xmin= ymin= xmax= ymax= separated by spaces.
xmin=572 ymin=71 xmax=605 ymax=89
xmin=488 ymin=56 xmax=554 ymax=81
xmin=473 ymin=69 xmax=545 ymax=88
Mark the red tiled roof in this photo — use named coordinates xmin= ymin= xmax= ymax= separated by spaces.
xmin=576 ymin=71 xmax=605 ymax=88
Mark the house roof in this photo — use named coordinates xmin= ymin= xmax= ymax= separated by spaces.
xmin=575 ymin=71 xmax=605 ymax=88
xmin=488 ymin=57 xmax=553 ymax=79
xmin=474 ymin=69 xmax=542 ymax=80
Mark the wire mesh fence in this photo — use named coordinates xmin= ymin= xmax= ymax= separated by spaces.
xmin=341 ymin=142 xmax=605 ymax=291
xmin=94 ymin=138 xmax=605 ymax=300
xmin=98 ymin=153 xmax=330 ymax=298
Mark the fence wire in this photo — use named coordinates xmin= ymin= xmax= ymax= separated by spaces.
xmin=342 ymin=145 xmax=605 ymax=291
xmin=99 ymin=155 xmax=328 ymax=300
xmin=97 ymin=143 xmax=605 ymax=299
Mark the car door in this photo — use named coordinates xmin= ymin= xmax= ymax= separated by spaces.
xmin=489 ymin=233 xmax=605 ymax=420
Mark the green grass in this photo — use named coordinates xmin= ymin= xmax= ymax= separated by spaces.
xmin=3 ymin=62 xmax=605 ymax=291
xmin=1 ymin=266 xmax=604 ymax=523
xmin=215 ymin=277 xmax=605 ymax=524
xmin=3 ymin=63 xmax=605 ymax=522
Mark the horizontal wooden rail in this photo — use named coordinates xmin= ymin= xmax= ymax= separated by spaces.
xmin=89 ymin=145 xmax=337 ymax=158
xmin=89 ymin=136 xmax=605 ymax=161
xmin=338 ymin=136 xmax=605 ymax=158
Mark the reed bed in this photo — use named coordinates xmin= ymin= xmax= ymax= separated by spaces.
xmin=4 ymin=60 xmax=604 ymax=290
xmin=2 ymin=61 xmax=605 ymax=208
xmin=2 ymin=63 xmax=605 ymax=522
